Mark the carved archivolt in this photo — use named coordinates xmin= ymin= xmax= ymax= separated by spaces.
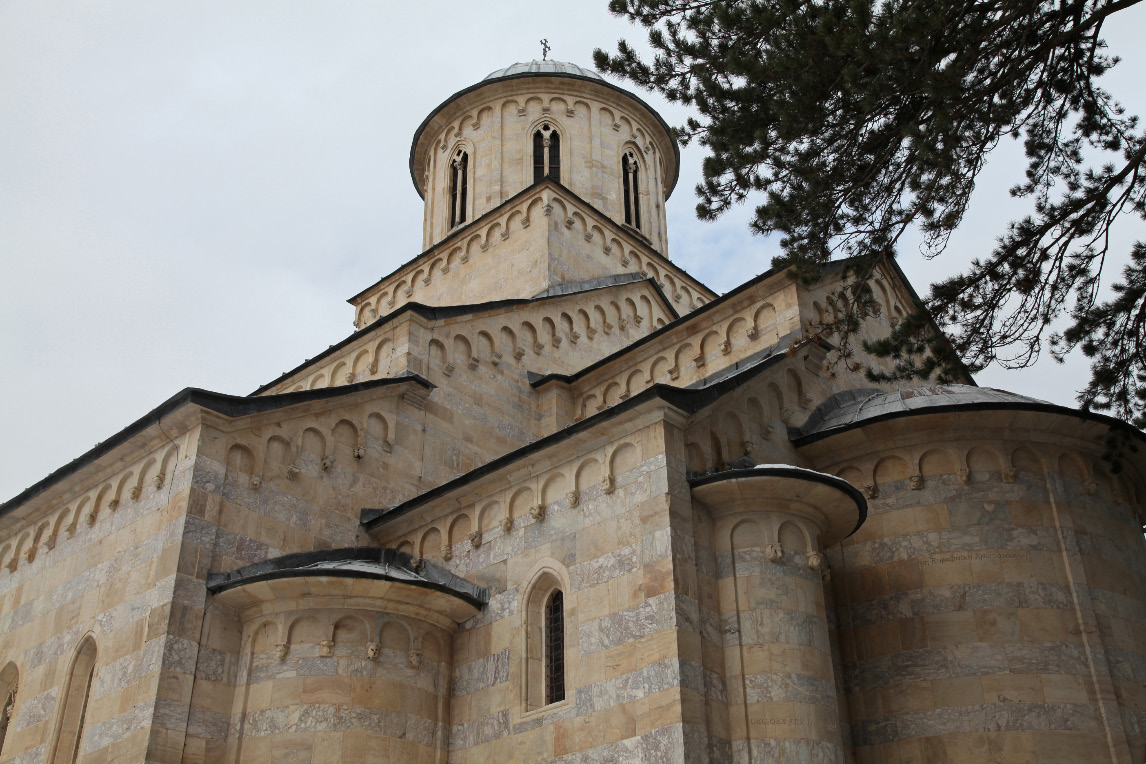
xmin=0 ymin=442 xmax=182 ymax=575
xmin=571 ymin=295 xmax=789 ymax=421
xmin=389 ymin=438 xmax=643 ymax=564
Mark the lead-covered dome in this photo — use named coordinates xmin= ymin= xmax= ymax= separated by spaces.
xmin=482 ymin=59 xmax=605 ymax=82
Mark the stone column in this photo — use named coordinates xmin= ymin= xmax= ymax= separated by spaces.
xmin=692 ymin=467 xmax=865 ymax=764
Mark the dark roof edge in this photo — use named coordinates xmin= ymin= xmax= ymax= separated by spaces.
xmin=0 ymin=375 xmax=431 ymax=520
xmin=206 ymin=547 xmax=489 ymax=609
xmin=689 ymin=466 xmax=867 ymax=539
xmin=408 ymin=71 xmax=680 ymax=200
xmin=347 ymin=178 xmax=711 ymax=306
xmin=791 ymin=399 xmax=1146 ymax=449
xmin=529 ymin=262 xmax=796 ymax=388
xmin=362 ymin=351 xmax=791 ymax=531
xmin=255 ymin=276 xmax=674 ymax=396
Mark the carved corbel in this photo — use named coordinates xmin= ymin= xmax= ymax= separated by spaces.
xmin=440 ymin=264 xmax=450 ymax=275
xmin=746 ymin=326 xmax=758 ymax=340
xmin=106 ymin=500 xmax=119 ymax=513
xmin=720 ymin=341 xmax=731 ymax=355
xmin=604 ymin=244 xmax=613 ymax=255
xmin=621 ymin=255 xmax=631 ymax=266
xmin=564 ymin=218 xmax=575 ymax=229
xmin=585 ymin=327 xmax=597 ymax=340
xmin=369 ymin=362 xmax=379 ymax=374
xmin=491 ymin=351 xmax=503 ymax=366
xmin=460 ymin=251 xmax=470 ymax=262
xmin=584 ymin=231 xmax=593 ymax=241
xmin=693 ymin=355 xmax=706 ymax=369
xmin=152 ymin=474 xmax=165 ymax=489
xmin=249 ymin=476 xmax=262 ymax=489
xmin=551 ymin=335 xmax=562 ymax=347
xmin=410 ymin=557 xmax=425 ymax=572
xmin=766 ymin=543 xmax=783 ymax=562
xmin=1002 ymin=467 xmax=1016 ymax=484
xmin=319 ymin=640 xmax=334 ymax=658
xmin=517 ymin=106 xmax=527 ymax=116
xmin=443 ymin=362 xmax=455 ymax=376
xmin=667 ymin=367 xmax=680 ymax=380
xmin=617 ymin=317 xmax=628 ymax=331
xmin=1085 ymin=481 xmax=1098 ymax=496
xmin=422 ymin=275 xmax=431 ymax=286
xmin=566 ymin=490 xmax=579 ymax=508
xmin=467 ymin=357 xmax=479 ymax=371
xmin=441 ymin=545 xmax=453 ymax=562
xmin=85 ymin=510 xmax=97 ymax=527
xmin=321 ymin=456 xmax=334 ymax=471
xmin=468 ymin=530 xmax=483 ymax=549
xmin=800 ymin=393 xmax=815 ymax=408
xmin=513 ymin=347 xmax=526 ymax=360
xmin=602 ymin=322 xmax=613 ymax=334
xmin=42 ymin=534 xmax=56 ymax=551
xmin=382 ymin=440 xmax=393 ymax=454
xmin=632 ymin=314 xmax=642 ymax=325
xmin=565 ymin=106 xmax=575 ymax=117
xmin=957 ymin=469 xmax=970 ymax=485
xmin=499 ymin=516 xmax=514 ymax=534
xmin=863 ymin=484 xmax=879 ymax=499
xmin=612 ymin=121 xmax=621 ymax=131
xmin=909 ymin=474 xmax=924 ymax=490
xmin=275 ymin=643 xmax=289 ymax=661
xmin=806 ymin=551 xmax=825 ymax=571
xmin=23 ymin=546 xmax=36 ymax=564
xmin=762 ymin=424 xmax=775 ymax=440
xmin=365 ymin=642 xmax=380 ymax=661
xmin=601 ymin=475 xmax=615 ymax=495
xmin=353 ymin=446 xmax=365 ymax=460
xmin=521 ymin=217 xmax=530 ymax=228
xmin=673 ymin=292 xmax=682 ymax=302
xmin=286 ymin=465 xmax=301 ymax=480
xmin=743 ymin=440 xmax=758 ymax=456
xmin=403 ymin=286 xmax=413 ymax=297
xmin=542 ymin=203 xmax=553 ymax=217
xmin=407 ymin=649 xmax=423 ymax=669
xmin=532 ymin=342 xmax=544 ymax=354
xmin=780 ymin=407 xmax=795 ymax=424
xmin=345 ymin=372 xmax=354 ymax=384
xmin=499 ymin=229 xmax=510 ymax=241
xmin=569 ymin=331 xmax=580 ymax=344
xmin=386 ymin=298 xmax=395 ymax=308
xmin=529 ymin=504 xmax=546 ymax=521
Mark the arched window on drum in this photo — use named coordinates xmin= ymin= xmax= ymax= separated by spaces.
xmin=449 ymin=148 xmax=469 ymax=228
xmin=622 ymin=150 xmax=641 ymax=231
xmin=533 ymin=124 xmax=561 ymax=183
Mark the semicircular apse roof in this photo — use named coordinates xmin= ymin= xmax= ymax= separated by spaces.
xmin=790 ymin=384 xmax=1052 ymax=441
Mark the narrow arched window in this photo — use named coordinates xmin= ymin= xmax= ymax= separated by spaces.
xmin=622 ymin=151 xmax=641 ymax=230
xmin=449 ymin=149 xmax=469 ymax=228
xmin=0 ymin=663 xmax=18 ymax=757
xmin=50 ymin=637 xmax=96 ymax=764
xmin=533 ymin=125 xmax=561 ymax=183
xmin=544 ymin=589 xmax=565 ymax=704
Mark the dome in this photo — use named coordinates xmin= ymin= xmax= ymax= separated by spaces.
xmin=482 ymin=59 xmax=604 ymax=82
xmin=790 ymin=384 xmax=1052 ymax=441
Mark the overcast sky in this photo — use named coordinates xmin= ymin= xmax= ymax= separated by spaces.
xmin=3 ymin=1 xmax=1145 ymax=502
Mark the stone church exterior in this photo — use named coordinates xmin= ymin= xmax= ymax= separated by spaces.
xmin=1 ymin=59 xmax=1144 ymax=764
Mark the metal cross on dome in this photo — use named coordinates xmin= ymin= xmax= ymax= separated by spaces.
xmin=540 ymin=39 xmax=550 ymax=60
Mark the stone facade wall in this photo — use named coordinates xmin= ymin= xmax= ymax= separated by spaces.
xmin=370 ymin=411 xmax=703 ymax=763
xmin=0 ymin=431 xmax=197 ymax=764
xmin=803 ymin=418 xmax=1146 ymax=764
